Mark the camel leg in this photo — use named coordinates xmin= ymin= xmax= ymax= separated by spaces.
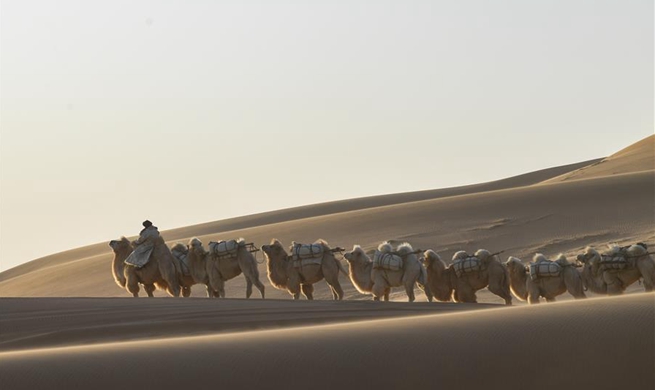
xmin=527 ymin=284 xmax=541 ymax=304
xmin=288 ymin=278 xmax=302 ymax=300
xmin=371 ymin=283 xmax=387 ymax=301
xmin=144 ymin=284 xmax=156 ymax=297
xmin=636 ymin=261 xmax=655 ymax=292
xmin=181 ymin=286 xmax=191 ymax=298
xmin=565 ymin=276 xmax=587 ymax=299
xmin=603 ymin=273 xmax=624 ymax=295
xmin=246 ymin=279 xmax=253 ymax=299
xmin=244 ymin=274 xmax=266 ymax=299
xmin=301 ymin=284 xmax=314 ymax=300
xmin=545 ymin=297 xmax=557 ymax=302
xmin=204 ymin=284 xmax=214 ymax=298
xmin=404 ymin=282 xmax=416 ymax=302
xmin=488 ymin=282 xmax=513 ymax=306
xmin=455 ymin=283 xmax=477 ymax=303
xmin=254 ymin=279 xmax=265 ymax=299
xmin=126 ymin=272 xmax=140 ymax=298
xmin=324 ymin=273 xmax=344 ymax=301
xmin=384 ymin=288 xmax=390 ymax=302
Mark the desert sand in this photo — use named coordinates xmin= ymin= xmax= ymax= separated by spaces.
xmin=0 ymin=135 xmax=653 ymax=389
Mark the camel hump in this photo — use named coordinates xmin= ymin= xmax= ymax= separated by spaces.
xmin=474 ymin=249 xmax=491 ymax=260
xmin=533 ymin=253 xmax=549 ymax=263
xmin=554 ymin=254 xmax=570 ymax=267
xmin=395 ymin=243 xmax=414 ymax=256
xmin=313 ymin=239 xmax=331 ymax=251
xmin=378 ymin=242 xmax=393 ymax=253
xmin=627 ymin=243 xmax=648 ymax=257
xmin=452 ymin=251 xmax=469 ymax=262
xmin=424 ymin=250 xmax=441 ymax=262
xmin=506 ymin=256 xmax=523 ymax=267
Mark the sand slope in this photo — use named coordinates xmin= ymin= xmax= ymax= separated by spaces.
xmin=0 ymin=297 xmax=494 ymax=352
xmin=543 ymin=134 xmax=654 ymax=183
xmin=1 ymin=294 xmax=652 ymax=390
xmin=0 ymin=136 xmax=653 ymax=301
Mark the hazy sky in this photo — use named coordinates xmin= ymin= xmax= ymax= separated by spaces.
xmin=1 ymin=1 xmax=653 ymax=271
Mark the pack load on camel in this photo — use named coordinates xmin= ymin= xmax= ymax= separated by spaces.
xmin=372 ymin=249 xmax=403 ymax=271
xmin=452 ymin=251 xmax=482 ymax=278
xmin=528 ymin=254 xmax=567 ymax=280
xmin=170 ymin=243 xmax=191 ymax=276
xmin=208 ymin=239 xmax=241 ymax=259
xmin=289 ymin=242 xmax=325 ymax=267
xmin=598 ymin=243 xmax=648 ymax=271
xmin=208 ymin=239 xmax=261 ymax=261
xmin=124 ymin=220 xmax=159 ymax=268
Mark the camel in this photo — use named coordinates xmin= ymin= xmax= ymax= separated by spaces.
xmin=261 ymin=239 xmax=347 ymax=300
xmin=170 ymin=240 xmax=221 ymax=298
xmin=369 ymin=242 xmax=429 ymax=302
xmin=111 ymin=237 xmax=128 ymax=289
xmin=505 ymin=254 xmax=586 ymax=304
xmin=109 ymin=236 xmax=180 ymax=297
xmin=450 ymin=249 xmax=512 ymax=305
xmin=171 ymin=243 xmax=194 ymax=297
xmin=577 ymin=244 xmax=655 ymax=295
xmin=422 ymin=250 xmax=454 ymax=302
xmin=207 ymin=238 xmax=265 ymax=299
xmin=343 ymin=245 xmax=384 ymax=300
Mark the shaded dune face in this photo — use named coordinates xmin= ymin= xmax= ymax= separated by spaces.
xmin=0 ymin=294 xmax=652 ymax=390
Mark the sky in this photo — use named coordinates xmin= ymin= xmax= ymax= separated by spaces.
xmin=1 ymin=0 xmax=653 ymax=271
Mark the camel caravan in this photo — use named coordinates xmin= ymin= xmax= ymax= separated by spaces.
xmin=109 ymin=220 xmax=655 ymax=303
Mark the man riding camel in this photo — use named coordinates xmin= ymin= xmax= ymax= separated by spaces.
xmin=124 ymin=220 xmax=160 ymax=268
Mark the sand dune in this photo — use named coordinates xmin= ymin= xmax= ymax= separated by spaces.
xmin=0 ymin=297 xmax=495 ymax=352
xmin=1 ymin=294 xmax=652 ymax=390
xmin=543 ymin=134 xmax=654 ymax=183
xmin=0 ymin=137 xmax=653 ymax=301
xmin=0 ymin=169 xmax=652 ymax=301
xmin=0 ymin=136 xmax=653 ymax=389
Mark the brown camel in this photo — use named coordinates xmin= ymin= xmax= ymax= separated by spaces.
xmin=505 ymin=254 xmax=586 ymax=304
xmin=170 ymin=240 xmax=221 ymax=298
xmin=207 ymin=238 xmax=265 ymax=299
xmin=450 ymin=249 xmax=512 ymax=305
xmin=577 ymin=244 xmax=655 ymax=295
xmin=109 ymin=236 xmax=180 ymax=297
xmin=261 ymin=239 xmax=347 ymax=300
xmin=422 ymin=250 xmax=453 ymax=302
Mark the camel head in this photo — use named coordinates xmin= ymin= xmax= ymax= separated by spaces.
xmin=188 ymin=237 xmax=208 ymax=257
xmin=422 ymin=250 xmax=443 ymax=271
xmin=505 ymin=256 xmax=526 ymax=275
xmin=575 ymin=246 xmax=605 ymax=291
xmin=344 ymin=245 xmax=371 ymax=265
xmin=262 ymin=239 xmax=288 ymax=262
xmin=109 ymin=237 xmax=131 ymax=253
xmin=576 ymin=246 xmax=601 ymax=274
xmin=171 ymin=243 xmax=188 ymax=256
